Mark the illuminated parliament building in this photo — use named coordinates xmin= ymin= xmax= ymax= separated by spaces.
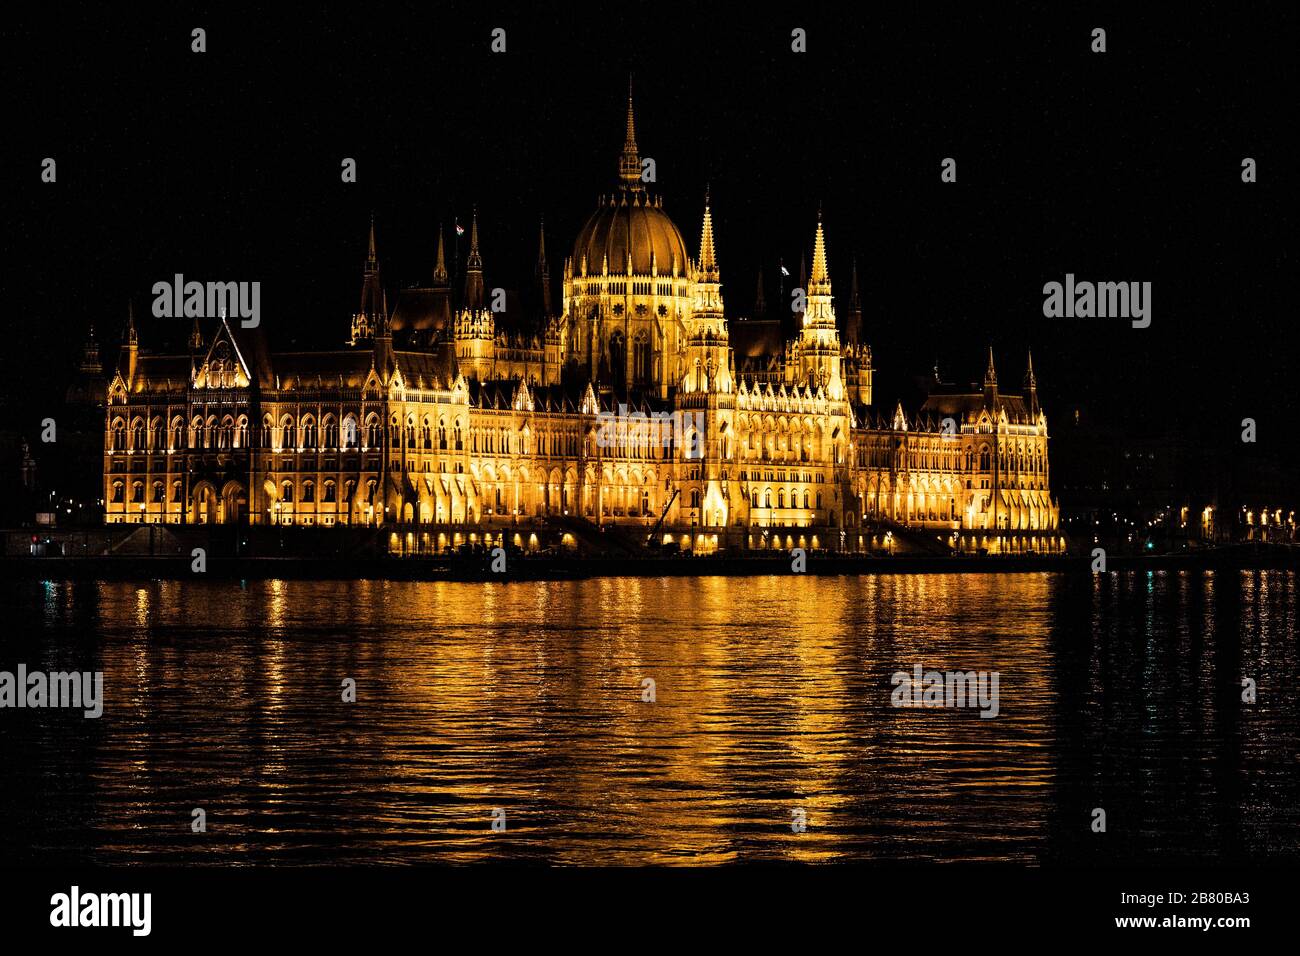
xmin=101 ymin=89 xmax=1062 ymax=555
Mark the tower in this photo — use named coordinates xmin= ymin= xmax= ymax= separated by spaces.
xmin=677 ymin=191 xmax=737 ymax=533
xmin=681 ymin=190 xmax=731 ymax=395
xmin=454 ymin=207 xmax=493 ymax=380
xmin=794 ymin=212 xmax=844 ymax=399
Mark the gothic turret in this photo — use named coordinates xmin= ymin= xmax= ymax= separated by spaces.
xmin=351 ymin=216 xmax=386 ymax=345
xmin=536 ymin=219 xmax=553 ymax=319
xmin=464 ymin=207 xmax=485 ymax=312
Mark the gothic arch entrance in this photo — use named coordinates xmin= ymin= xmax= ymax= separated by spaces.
xmin=220 ymin=480 xmax=247 ymax=525
xmin=191 ymin=481 xmax=218 ymax=525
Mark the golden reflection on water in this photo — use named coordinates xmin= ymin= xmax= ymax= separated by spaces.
xmin=8 ymin=571 xmax=1298 ymax=865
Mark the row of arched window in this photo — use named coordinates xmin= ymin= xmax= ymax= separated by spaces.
xmin=750 ymin=489 xmax=825 ymax=510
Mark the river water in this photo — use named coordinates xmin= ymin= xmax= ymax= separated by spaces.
xmin=2 ymin=571 xmax=1297 ymax=865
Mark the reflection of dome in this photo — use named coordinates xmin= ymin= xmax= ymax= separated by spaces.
xmin=573 ymin=193 xmax=689 ymax=277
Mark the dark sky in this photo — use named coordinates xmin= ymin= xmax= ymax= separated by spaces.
xmin=4 ymin=6 xmax=1296 ymax=460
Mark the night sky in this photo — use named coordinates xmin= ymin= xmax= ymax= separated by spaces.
xmin=4 ymin=6 xmax=1295 ymax=465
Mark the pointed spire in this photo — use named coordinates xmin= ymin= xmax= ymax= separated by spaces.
xmin=536 ymin=218 xmax=553 ymax=319
xmin=810 ymin=213 xmax=830 ymax=287
xmin=625 ymin=73 xmax=637 ymax=149
xmin=125 ymin=299 xmax=137 ymax=344
xmin=698 ymin=189 xmax=718 ymax=279
xmin=754 ymin=268 xmax=767 ymax=317
xmin=844 ymin=257 xmax=862 ymax=345
xmin=1025 ymin=347 xmax=1036 ymax=388
xmin=464 ymin=205 xmax=485 ymax=311
xmin=984 ymin=346 xmax=998 ymax=387
xmin=434 ymin=224 xmax=448 ymax=286
xmin=189 ymin=315 xmax=203 ymax=352
xmin=468 ymin=206 xmax=481 ymax=265
xmin=618 ymin=76 xmax=642 ymax=190
xmin=357 ymin=216 xmax=386 ymax=334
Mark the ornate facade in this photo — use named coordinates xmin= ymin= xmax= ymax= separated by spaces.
xmin=102 ymin=89 xmax=1061 ymax=555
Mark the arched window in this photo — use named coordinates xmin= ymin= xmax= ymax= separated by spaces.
xmin=609 ymin=331 xmax=627 ymax=390
xmin=454 ymin=421 xmax=463 ymax=450
xmin=633 ymin=331 xmax=651 ymax=384
xmin=131 ymin=420 xmax=145 ymax=451
xmin=111 ymin=481 xmax=124 ymax=503
xmin=323 ymin=481 xmax=336 ymax=503
xmin=281 ymin=481 xmax=294 ymax=503
xmin=302 ymin=419 xmax=317 ymax=449
xmin=764 ymin=489 xmax=772 ymax=508
xmin=778 ymin=490 xmax=786 ymax=508
xmin=302 ymin=481 xmax=315 ymax=503
xmin=438 ymin=419 xmax=447 ymax=450
xmin=152 ymin=481 xmax=164 ymax=503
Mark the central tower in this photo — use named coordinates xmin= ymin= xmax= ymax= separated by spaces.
xmin=564 ymin=82 xmax=694 ymax=399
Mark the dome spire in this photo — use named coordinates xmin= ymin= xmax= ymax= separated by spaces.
xmin=619 ymin=75 xmax=642 ymax=191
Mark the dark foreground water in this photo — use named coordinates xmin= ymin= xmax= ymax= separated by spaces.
xmin=2 ymin=572 xmax=1297 ymax=865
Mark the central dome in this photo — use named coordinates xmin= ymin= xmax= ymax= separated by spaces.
xmin=571 ymin=83 xmax=690 ymax=278
xmin=572 ymin=193 xmax=689 ymax=277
